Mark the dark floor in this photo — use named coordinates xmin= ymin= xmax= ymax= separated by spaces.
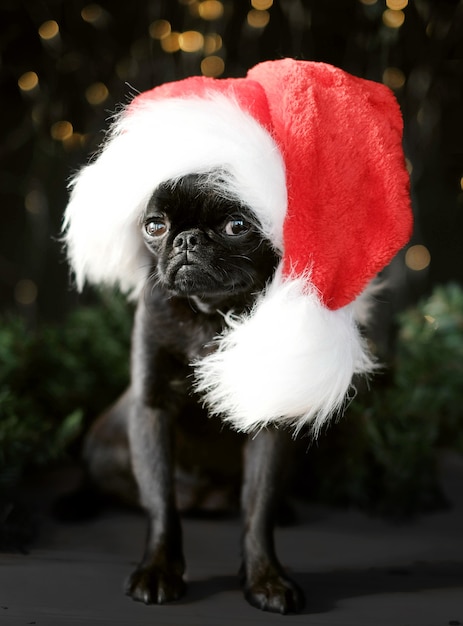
xmin=1 ymin=452 xmax=463 ymax=626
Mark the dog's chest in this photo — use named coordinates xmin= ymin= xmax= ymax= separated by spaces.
xmin=152 ymin=297 xmax=226 ymax=363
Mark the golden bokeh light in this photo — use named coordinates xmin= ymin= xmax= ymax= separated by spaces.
xmin=81 ymin=4 xmax=103 ymax=24
xmin=39 ymin=20 xmax=60 ymax=40
xmin=198 ymin=1 xmax=224 ymax=20
xmin=386 ymin=0 xmax=408 ymax=9
xmin=85 ymin=82 xmax=109 ymax=105
xmin=25 ymin=190 xmax=46 ymax=215
xmin=247 ymin=9 xmax=270 ymax=28
xmin=204 ymin=33 xmax=222 ymax=54
xmin=382 ymin=9 xmax=405 ymax=28
xmin=382 ymin=67 xmax=406 ymax=89
xmin=161 ymin=32 xmax=181 ymax=53
xmin=63 ymin=132 xmax=86 ymax=151
xmin=14 ymin=279 xmax=38 ymax=306
xmin=178 ymin=31 xmax=204 ymax=53
xmin=405 ymin=245 xmax=431 ymax=271
xmin=201 ymin=55 xmax=225 ymax=77
xmin=50 ymin=120 xmax=73 ymax=141
xmin=251 ymin=0 xmax=273 ymax=9
xmin=18 ymin=71 xmax=39 ymax=92
xmin=149 ymin=19 xmax=171 ymax=40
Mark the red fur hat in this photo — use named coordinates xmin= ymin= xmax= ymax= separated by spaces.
xmin=64 ymin=59 xmax=412 ymax=433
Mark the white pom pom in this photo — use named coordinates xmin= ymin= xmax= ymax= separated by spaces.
xmin=194 ymin=269 xmax=376 ymax=435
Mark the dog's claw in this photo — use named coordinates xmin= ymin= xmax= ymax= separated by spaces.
xmin=125 ymin=565 xmax=186 ymax=605
xmin=244 ymin=573 xmax=305 ymax=614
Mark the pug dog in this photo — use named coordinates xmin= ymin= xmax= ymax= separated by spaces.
xmin=82 ymin=171 xmax=305 ymax=614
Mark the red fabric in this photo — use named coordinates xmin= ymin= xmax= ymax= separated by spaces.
xmin=247 ymin=60 xmax=412 ymax=309
xmin=131 ymin=75 xmax=273 ymax=133
xmin=130 ymin=60 xmax=412 ymax=310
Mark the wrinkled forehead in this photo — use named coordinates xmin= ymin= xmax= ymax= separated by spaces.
xmin=145 ymin=171 xmax=257 ymax=225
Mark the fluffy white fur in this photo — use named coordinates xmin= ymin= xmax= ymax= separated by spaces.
xmin=63 ymin=94 xmax=287 ymax=297
xmin=194 ymin=269 xmax=377 ymax=435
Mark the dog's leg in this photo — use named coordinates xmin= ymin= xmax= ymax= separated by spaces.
xmin=124 ymin=304 xmax=185 ymax=605
xmin=124 ymin=400 xmax=185 ymax=604
xmin=241 ymin=428 xmax=305 ymax=614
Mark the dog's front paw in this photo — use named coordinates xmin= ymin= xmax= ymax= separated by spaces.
xmin=243 ymin=570 xmax=305 ymax=614
xmin=125 ymin=564 xmax=186 ymax=604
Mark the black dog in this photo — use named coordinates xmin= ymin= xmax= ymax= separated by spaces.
xmin=82 ymin=172 xmax=305 ymax=614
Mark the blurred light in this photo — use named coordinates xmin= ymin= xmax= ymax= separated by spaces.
xmin=382 ymin=9 xmax=405 ymax=28
xmin=247 ymin=9 xmax=270 ymax=28
xmin=149 ymin=19 xmax=171 ymax=40
xmin=81 ymin=4 xmax=103 ymax=23
xmin=405 ymin=245 xmax=431 ymax=271
xmin=51 ymin=120 xmax=73 ymax=141
xmin=204 ymin=33 xmax=222 ymax=54
xmin=63 ymin=132 xmax=86 ymax=151
xmin=18 ymin=71 xmax=39 ymax=92
xmin=251 ymin=0 xmax=273 ymax=9
xmin=405 ymin=158 xmax=413 ymax=175
xmin=201 ymin=55 xmax=225 ymax=77
xmin=426 ymin=19 xmax=451 ymax=40
xmin=15 ymin=279 xmax=38 ymax=306
xmin=85 ymin=82 xmax=109 ymax=105
xmin=382 ymin=67 xmax=406 ymax=89
xmin=178 ymin=31 xmax=204 ymax=52
xmin=460 ymin=176 xmax=463 ymax=191
xmin=39 ymin=20 xmax=59 ymax=40
xmin=198 ymin=1 xmax=224 ymax=20
xmin=187 ymin=1 xmax=200 ymax=17
xmin=424 ymin=314 xmax=436 ymax=325
xmin=359 ymin=0 xmax=377 ymax=4
xmin=25 ymin=190 xmax=47 ymax=215
xmin=386 ymin=0 xmax=408 ymax=9
xmin=31 ymin=106 xmax=42 ymax=126
xmin=416 ymin=107 xmax=426 ymax=125
xmin=160 ymin=32 xmax=180 ymax=53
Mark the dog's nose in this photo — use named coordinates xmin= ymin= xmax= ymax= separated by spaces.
xmin=173 ymin=230 xmax=200 ymax=251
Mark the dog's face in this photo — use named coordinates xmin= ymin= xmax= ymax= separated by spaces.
xmin=142 ymin=173 xmax=279 ymax=300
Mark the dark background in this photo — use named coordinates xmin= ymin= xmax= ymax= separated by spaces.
xmin=1 ymin=0 xmax=462 ymax=324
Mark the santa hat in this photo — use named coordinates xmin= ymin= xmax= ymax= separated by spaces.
xmin=63 ymin=59 xmax=412 ymax=434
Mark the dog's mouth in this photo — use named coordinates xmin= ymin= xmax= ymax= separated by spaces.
xmin=171 ymin=263 xmax=226 ymax=296
xmin=163 ymin=259 xmax=252 ymax=297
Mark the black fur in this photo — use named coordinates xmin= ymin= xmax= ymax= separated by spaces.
xmin=85 ymin=173 xmax=305 ymax=613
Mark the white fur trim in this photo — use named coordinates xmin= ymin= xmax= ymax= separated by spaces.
xmin=194 ymin=269 xmax=377 ymax=435
xmin=63 ymin=94 xmax=287 ymax=296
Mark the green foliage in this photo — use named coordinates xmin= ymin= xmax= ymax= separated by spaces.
xmin=303 ymin=283 xmax=463 ymax=516
xmin=396 ymin=283 xmax=463 ymax=448
xmin=0 ymin=290 xmax=132 ymax=489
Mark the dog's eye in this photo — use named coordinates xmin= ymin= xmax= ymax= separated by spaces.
xmin=145 ymin=217 xmax=168 ymax=238
xmin=224 ymin=218 xmax=250 ymax=236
